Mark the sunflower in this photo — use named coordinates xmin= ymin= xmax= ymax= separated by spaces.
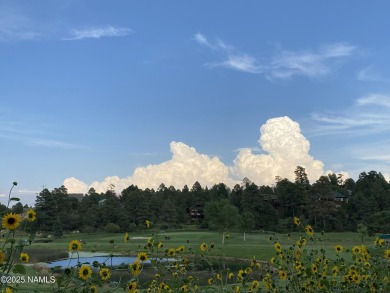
xmin=78 ymin=264 xmax=92 ymax=280
xmin=311 ymin=264 xmax=318 ymax=274
xmin=20 ymin=252 xmax=29 ymax=263
xmin=127 ymin=281 xmax=137 ymax=293
xmin=4 ymin=287 xmax=13 ymax=293
xmin=180 ymin=285 xmax=189 ymax=292
xmin=0 ymin=250 xmax=6 ymax=264
xmin=166 ymin=248 xmax=175 ymax=257
xmin=99 ymin=267 xmax=111 ymax=281
xmin=124 ymin=232 xmax=129 ymax=243
xmin=352 ymin=246 xmax=361 ymax=255
xmin=90 ymin=285 xmax=98 ymax=293
xmin=207 ymin=278 xmax=214 ymax=285
xmin=2 ymin=212 xmax=22 ymax=230
xmin=200 ymin=243 xmax=208 ymax=252
xmin=157 ymin=241 xmax=163 ymax=249
xmin=384 ymin=248 xmax=390 ymax=260
xmin=305 ymin=225 xmax=314 ymax=237
xmin=235 ymin=285 xmax=241 ymax=293
xmin=145 ymin=220 xmax=151 ymax=229
xmin=176 ymin=245 xmax=185 ymax=253
xmin=26 ymin=209 xmax=36 ymax=222
xmin=130 ymin=260 xmax=141 ymax=276
xmin=278 ymin=270 xmax=287 ymax=280
xmin=137 ymin=252 xmax=148 ymax=262
xmin=251 ymin=280 xmax=260 ymax=289
xmin=335 ymin=245 xmax=343 ymax=253
xmin=228 ymin=272 xmax=234 ymax=279
xmin=69 ymin=240 xmax=82 ymax=252
xmin=274 ymin=242 xmax=282 ymax=253
xmin=293 ymin=217 xmax=300 ymax=226
xmin=216 ymin=273 xmax=222 ymax=281
xmin=332 ymin=266 xmax=339 ymax=276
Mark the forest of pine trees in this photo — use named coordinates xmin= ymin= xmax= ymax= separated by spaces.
xmin=5 ymin=167 xmax=390 ymax=236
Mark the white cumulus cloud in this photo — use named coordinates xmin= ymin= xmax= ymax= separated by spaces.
xmin=64 ymin=117 xmax=327 ymax=194
xmin=231 ymin=117 xmax=324 ymax=186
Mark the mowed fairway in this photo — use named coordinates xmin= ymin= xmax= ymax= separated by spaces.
xmin=30 ymin=230 xmax=372 ymax=261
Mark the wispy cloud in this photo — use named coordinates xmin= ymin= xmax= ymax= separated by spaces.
xmin=195 ymin=33 xmax=262 ymax=74
xmin=357 ymin=66 xmax=389 ymax=83
xmin=194 ymin=33 xmax=356 ymax=80
xmin=269 ymin=43 xmax=355 ymax=80
xmin=310 ymin=94 xmax=390 ymax=136
xmin=0 ymin=10 xmax=41 ymax=42
xmin=356 ymin=94 xmax=390 ymax=107
xmin=64 ymin=26 xmax=133 ymax=40
xmin=0 ymin=117 xmax=84 ymax=149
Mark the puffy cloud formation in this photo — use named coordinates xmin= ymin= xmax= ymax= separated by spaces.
xmin=63 ymin=177 xmax=88 ymax=194
xmin=231 ymin=116 xmax=324 ymax=185
xmin=64 ymin=116 xmax=326 ymax=194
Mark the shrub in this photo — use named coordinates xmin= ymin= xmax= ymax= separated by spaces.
xmin=104 ymin=223 xmax=120 ymax=233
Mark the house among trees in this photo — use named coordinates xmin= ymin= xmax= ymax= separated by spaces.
xmin=187 ymin=203 xmax=204 ymax=220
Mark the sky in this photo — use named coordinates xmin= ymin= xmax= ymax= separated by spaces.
xmin=1 ymin=1 xmax=390 ymax=207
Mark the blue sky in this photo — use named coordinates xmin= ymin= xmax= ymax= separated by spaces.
xmin=1 ymin=1 xmax=390 ymax=206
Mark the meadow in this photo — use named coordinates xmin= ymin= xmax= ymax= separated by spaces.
xmin=9 ymin=228 xmax=387 ymax=292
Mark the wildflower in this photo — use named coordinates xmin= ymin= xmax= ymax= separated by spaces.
xmin=20 ymin=252 xmax=29 ymax=263
xmin=332 ymin=266 xmax=339 ymax=276
xmin=2 ymin=212 xmax=22 ymax=230
xmin=305 ymin=225 xmax=314 ymax=237
xmin=274 ymin=242 xmax=282 ymax=252
xmin=311 ymin=264 xmax=318 ymax=274
xmin=200 ymin=243 xmax=208 ymax=252
xmin=278 ymin=270 xmax=287 ymax=280
xmin=137 ymin=252 xmax=148 ymax=262
xmin=167 ymin=248 xmax=176 ymax=257
xmin=352 ymin=273 xmax=362 ymax=284
xmin=335 ymin=245 xmax=343 ymax=253
xmin=0 ymin=250 xmax=6 ymax=264
xmin=127 ymin=281 xmax=137 ymax=293
xmin=176 ymin=245 xmax=185 ymax=253
xmin=238 ymin=269 xmax=246 ymax=278
xmin=26 ymin=209 xmax=36 ymax=222
xmin=145 ymin=220 xmax=151 ymax=228
xmin=99 ymin=267 xmax=111 ymax=281
xmin=130 ymin=260 xmax=141 ymax=276
xmin=384 ymin=248 xmax=390 ymax=260
xmin=68 ymin=240 xmax=82 ymax=252
xmin=124 ymin=232 xmax=129 ymax=243
xmin=78 ymin=264 xmax=92 ymax=280
xmin=352 ymin=246 xmax=361 ymax=255
xmin=251 ymin=280 xmax=260 ymax=289
xmin=262 ymin=274 xmax=273 ymax=289
xmin=293 ymin=217 xmax=300 ymax=226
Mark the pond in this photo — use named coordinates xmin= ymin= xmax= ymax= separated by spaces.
xmin=47 ymin=255 xmax=144 ymax=268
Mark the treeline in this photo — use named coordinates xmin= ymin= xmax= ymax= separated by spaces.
xmin=9 ymin=167 xmax=390 ymax=235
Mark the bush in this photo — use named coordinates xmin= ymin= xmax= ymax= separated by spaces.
xmin=128 ymin=223 xmax=138 ymax=232
xmin=104 ymin=223 xmax=120 ymax=233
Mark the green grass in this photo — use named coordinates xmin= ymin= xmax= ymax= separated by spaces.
xmin=8 ymin=230 xmax=378 ymax=292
